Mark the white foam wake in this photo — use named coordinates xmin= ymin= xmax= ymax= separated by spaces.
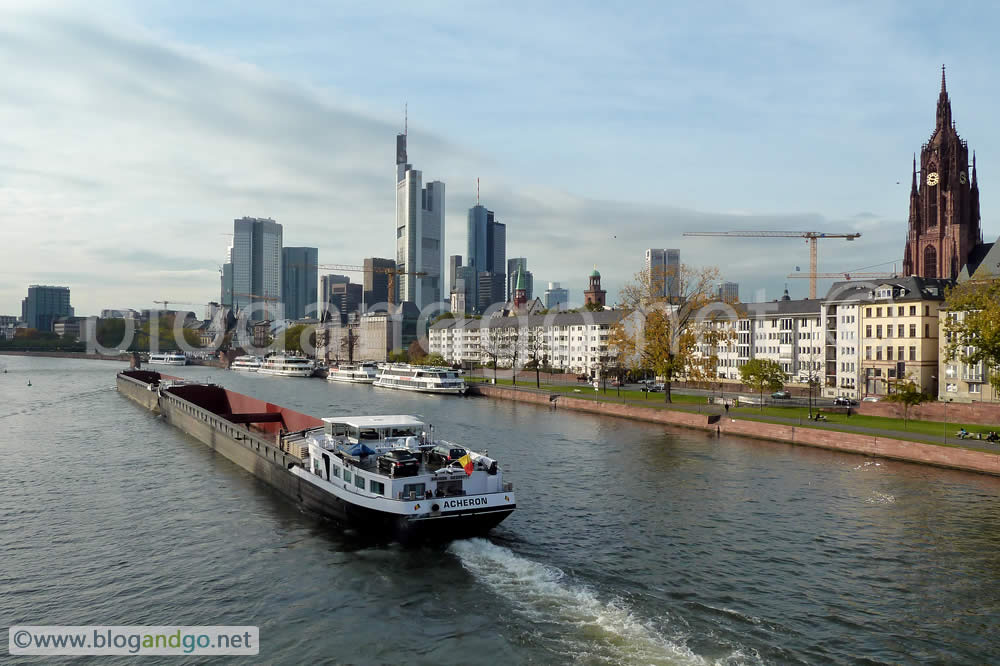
xmin=449 ymin=539 xmax=726 ymax=665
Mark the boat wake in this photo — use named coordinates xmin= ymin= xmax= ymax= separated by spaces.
xmin=449 ymin=538 xmax=746 ymax=665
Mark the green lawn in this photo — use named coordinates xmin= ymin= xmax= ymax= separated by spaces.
xmin=468 ymin=375 xmax=998 ymax=445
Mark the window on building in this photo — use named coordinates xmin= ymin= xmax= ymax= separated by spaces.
xmin=925 ymin=306 xmax=930 ymax=316
xmin=876 ymin=325 xmax=882 ymax=338
xmin=876 ymin=347 xmax=883 ymax=360
xmin=909 ymin=346 xmax=916 ymax=361
xmin=866 ymin=325 xmax=872 ymax=337
xmin=865 ymin=346 xmax=872 ymax=360
xmin=909 ymin=324 xmax=917 ymax=337
xmin=898 ymin=324 xmax=905 ymax=337
xmin=886 ymin=326 xmax=892 ymax=338
xmin=887 ymin=347 xmax=893 ymax=361
xmin=924 ymin=324 xmax=930 ymax=338
xmin=897 ymin=306 xmax=904 ymax=316
xmin=970 ymin=383 xmax=982 ymax=394
xmin=866 ymin=307 xmax=872 ymax=317
xmin=876 ymin=307 xmax=882 ymax=317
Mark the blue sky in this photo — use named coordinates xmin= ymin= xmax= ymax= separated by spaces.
xmin=1 ymin=0 xmax=998 ymax=315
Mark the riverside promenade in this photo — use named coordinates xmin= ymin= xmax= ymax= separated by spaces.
xmin=469 ymin=381 xmax=1000 ymax=477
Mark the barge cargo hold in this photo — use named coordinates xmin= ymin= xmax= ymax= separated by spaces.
xmin=116 ymin=370 xmax=515 ymax=542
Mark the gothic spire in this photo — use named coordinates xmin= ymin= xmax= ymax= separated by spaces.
xmin=911 ymin=153 xmax=917 ymax=193
xmin=936 ymin=64 xmax=952 ymax=129
xmin=972 ymin=151 xmax=978 ymax=186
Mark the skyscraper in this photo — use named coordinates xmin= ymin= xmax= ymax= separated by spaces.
xmin=645 ymin=248 xmax=680 ymax=302
xmin=282 ymin=247 xmax=318 ymax=320
xmin=21 ymin=285 xmax=73 ymax=332
xmin=448 ymin=255 xmax=463 ymax=294
xmin=506 ymin=258 xmax=533 ymax=302
xmin=320 ymin=274 xmax=350 ymax=320
xmin=395 ymin=128 xmax=445 ymax=308
xmin=544 ymin=282 xmax=569 ymax=311
xmin=363 ymin=257 xmax=396 ymax=307
xmin=467 ymin=204 xmax=506 ymax=312
xmin=232 ymin=217 xmax=283 ymax=320
xmin=717 ymin=281 xmax=739 ymax=303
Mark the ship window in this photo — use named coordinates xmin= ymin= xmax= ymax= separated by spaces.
xmin=370 ymin=480 xmax=385 ymax=495
xmin=355 ymin=474 xmax=365 ymax=489
xmin=359 ymin=429 xmax=380 ymax=440
xmin=332 ymin=465 xmax=340 ymax=478
xmin=343 ymin=469 xmax=352 ymax=483
xmin=402 ymin=483 xmax=425 ymax=498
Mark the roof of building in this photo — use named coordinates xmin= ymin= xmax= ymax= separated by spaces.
xmin=590 ymin=268 xmax=601 ymax=278
xmin=430 ymin=309 xmax=624 ymax=331
xmin=959 ymin=236 xmax=1000 ymax=281
xmin=741 ymin=297 xmax=822 ymax=316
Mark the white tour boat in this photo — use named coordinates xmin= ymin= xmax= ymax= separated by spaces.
xmin=295 ymin=415 xmax=515 ymax=540
xmin=373 ymin=364 xmax=467 ymax=395
xmin=327 ymin=362 xmax=379 ymax=384
xmin=258 ymin=354 xmax=315 ymax=377
xmin=230 ymin=355 xmax=263 ymax=372
xmin=148 ymin=352 xmax=187 ymax=366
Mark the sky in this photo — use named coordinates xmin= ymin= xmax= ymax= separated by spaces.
xmin=2 ymin=0 xmax=999 ymax=316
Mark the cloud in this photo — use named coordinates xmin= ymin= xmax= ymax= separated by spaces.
xmin=0 ymin=3 xmax=974 ymax=317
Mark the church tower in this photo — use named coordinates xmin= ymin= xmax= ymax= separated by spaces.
xmin=903 ymin=66 xmax=982 ymax=279
xmin=584 ymin=267 xmax=606 ymax=307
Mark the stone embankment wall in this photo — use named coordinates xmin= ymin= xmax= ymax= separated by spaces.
xmin=857 ymin=400 xmax=1000 ymax=427
xmin=471 ymin=385 xmax=1000 ymax=477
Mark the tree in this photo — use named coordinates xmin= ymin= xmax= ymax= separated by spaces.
xmin=584 ymin=301 xmax=603 ymax=312
xmin=432 ymin=312 xmax=455 ymax=324
xmin=340 ymin=326 xmax=360 ymax=363
xmin=387 ymin=349 xmax=408 ymax=363
xmin=885 ymin=376 xmax=931 ymax=430
xmin=611 ymin=264 xmax=726 ymax=403
xmin=275 ymin=324 xmax=315 ymax=355
xmin=525 ymin=326 xmax=547 ymax=388
xmin=423 ymin=353 xmax=447 ymax=366
xmin=408 ymin=339 xmax=427 ymax=364
xmin=943 ymin=279 xmax=1000 ymax=394
xmin=481 ymin=324 xmax=506 ymax=384
xmin=739 ymin=358 xmax=786 ymax=412
xmin=503 ymin=322 xmax=523 ymax=386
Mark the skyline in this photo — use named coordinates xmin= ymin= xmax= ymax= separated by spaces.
xmin=2 ymin=1 xmax=999 ymax=316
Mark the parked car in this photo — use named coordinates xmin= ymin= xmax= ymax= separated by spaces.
xmin=833 ymin=396 xmax=858 ymax=406
xmin=377 ymin=450 xmax=420 ymax=477
xmin=427 ymin=444 xmax=468 ymax=467
xmin=771 ymin=390 xmax=791 ymax=399
xmin=862 ymin=396 xmax=881 ymax=403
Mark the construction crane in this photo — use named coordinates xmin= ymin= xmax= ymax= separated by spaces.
xmin=786 ymin=272 xmax=898 ymax=281
xmin=683 ymin=231 xmax=862 ymax=299
xmin=309 ymin=264 xmax=431 ymax=306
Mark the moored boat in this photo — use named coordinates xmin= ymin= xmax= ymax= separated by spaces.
xmin=230 ymin=355 xmax=263 ymax=372
xmin=258 ymin=353 xmax=315 ymax=377
xmin=327 ymin=362 xmax=378 ymax=384
xmin=148 ymin=352 xmax=187 ymax=366
xmin=116 ymin=370 xmax=515 ymax=542
xmin=373 ymin=364 xmax=467 ymax=395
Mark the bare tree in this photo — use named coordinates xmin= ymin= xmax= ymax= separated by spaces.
xmin=481 ymin=323 xmax=507 ymax=384
xmin=525 ymin=325 xmax=547 ymax=388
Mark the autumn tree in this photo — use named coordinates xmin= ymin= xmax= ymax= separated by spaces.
xmin=739 ymin=358 xmax=786 ymax=412
xmin=943 ymin=279 xmax=1000 ymax=394
xmin=610 ymin=263 xmax=729 ymax=403
xmin=885 ymin=376 xmax=930 ymax=429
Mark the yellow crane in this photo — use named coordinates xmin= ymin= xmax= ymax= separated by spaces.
xmin=299 ymin=264 xmax=430 ymax=306
xmin=786 ymin=271 xmax=898 ymax=282
xmin=683 ymin=231 xmax=862 ymax=299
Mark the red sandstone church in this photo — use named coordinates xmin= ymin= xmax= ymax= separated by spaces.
xmin=903 ymin=67 xmax=990 ymax=280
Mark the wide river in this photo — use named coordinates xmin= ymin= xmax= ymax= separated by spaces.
xmin=2 ymin=357 xmax=1000 ymax=664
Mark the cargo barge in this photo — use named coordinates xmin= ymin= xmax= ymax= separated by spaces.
xmin=116 ymin=369 xmax=515 ymax=542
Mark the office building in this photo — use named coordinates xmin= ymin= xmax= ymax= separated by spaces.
xmin=362 ymin=257 xmax=396 ymax=307
xmin=717 ymin=281 xmax=739 ymax=303
xmin=21 ymin=285 xmax=73 ymax=332
xmin=282 ymin=247 xmax=318 ymax=320
xmin=544 ymin=282 xmax=569 ymax=311
xmin=395 ymin=129 xmax=445 ymax=308
xmin=645 ymin=248 xmax=680 ymax=302
xmin=506 ymin=258 xmax=533 ymax=302
xmin=320 ymin=274 xmax=350 ymax=321
xmin=467 ymin=204 xmax=506 ymax=312
xmin=232 ymin=217 xmax=283 ymax=320
xmin=448 ymin=255 xmax=463 ymax=294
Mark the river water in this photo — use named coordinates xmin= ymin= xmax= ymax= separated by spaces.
xmin=2 ymin=356 xmax=999 ymax=664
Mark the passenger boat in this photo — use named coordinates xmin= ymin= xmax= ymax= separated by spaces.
xmin=116 ymin=370 xmax=515 ymax=542
xmin=373 ymin=364 xmax=467 ymax=395
xmin=327 ymin=362 xmax=378 ymax=384
xmin=148 ymin=352 xmax=187 ymax=366
xmin=258 ymin=354 xmax=315 ymax=377
xmin=230 ymin=355 xmax=263 ymax=372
